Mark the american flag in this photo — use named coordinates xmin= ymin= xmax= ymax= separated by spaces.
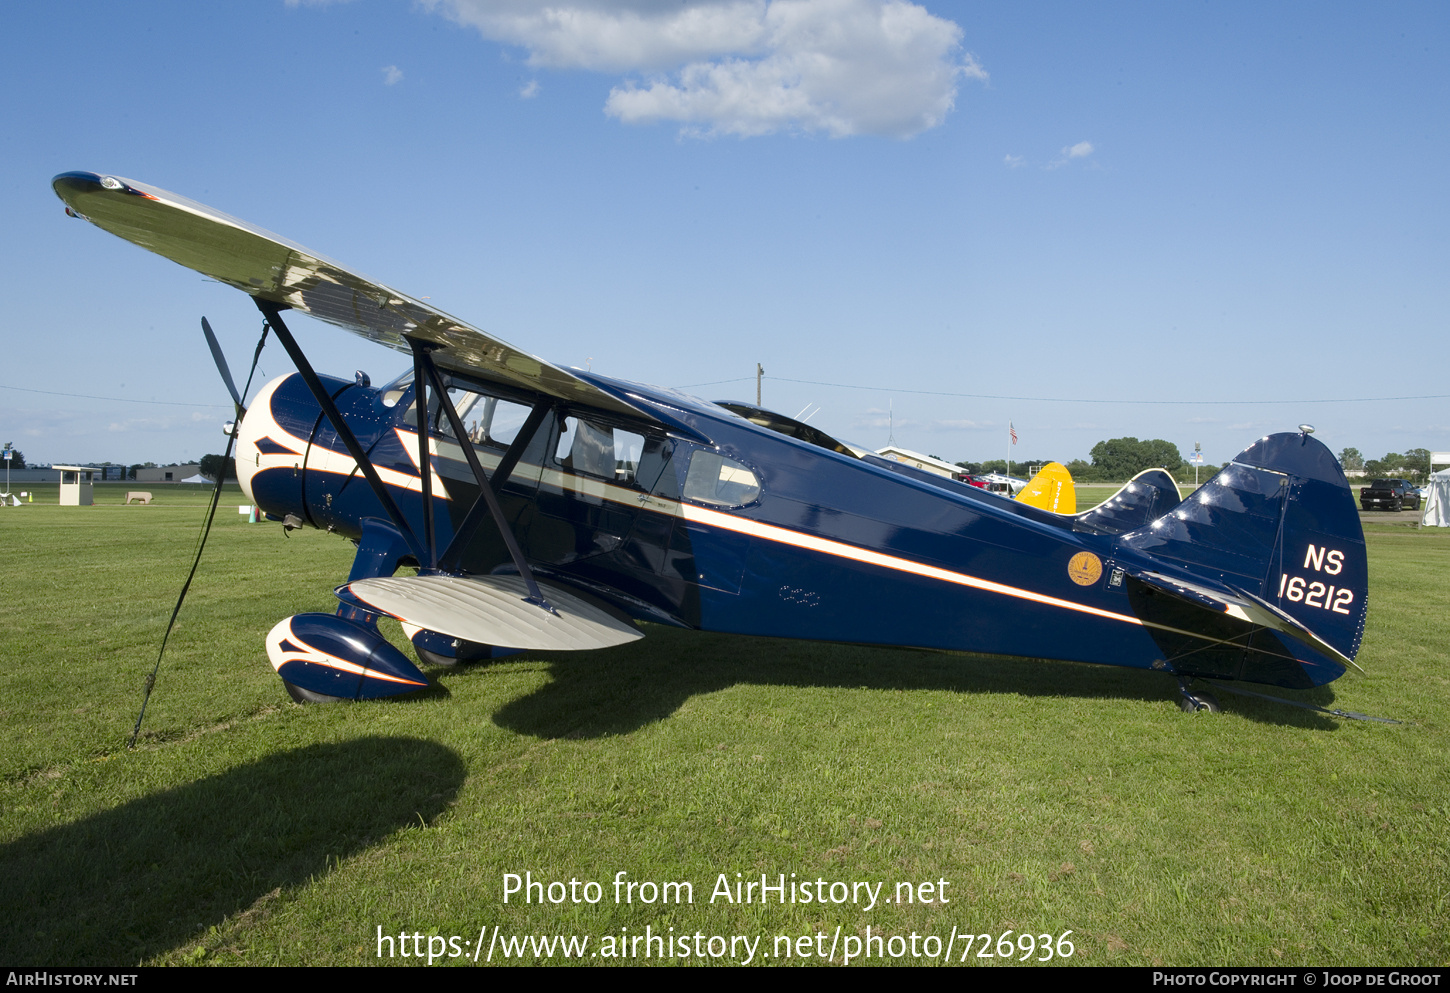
xmin=1010 ymin=423 xmax=1018 ymax=445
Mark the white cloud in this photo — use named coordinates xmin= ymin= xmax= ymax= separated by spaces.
xmin=106 ymin=418 xmax=176 ymax=433
xmin=425 ymin=0 xmax=770 ymax=72
xmin=1003 ymin=153 xmax=1024 ymax=168
xmin=855 ymin=412 xmax=921 ymax=430
xmin=519 ymin=79 xmax=540 ymax=98
xmin=382 ymin=65 xmax=404 ymax=85
xmin=424 ymin=0 xmax=983 ymax=137
xmin=1046 ymin=139 xmax=1095 ymax=170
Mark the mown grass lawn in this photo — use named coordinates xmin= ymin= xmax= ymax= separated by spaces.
xmin=0 ymin=488 xmax=1445 ymax=967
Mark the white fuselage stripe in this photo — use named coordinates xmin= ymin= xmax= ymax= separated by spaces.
xmin=677 ymin=503 xmax=1145 ymax=627
xmin=253 ymin=406 xmax=1246 ymax=641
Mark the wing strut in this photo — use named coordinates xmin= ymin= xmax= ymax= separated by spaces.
xmin=410 ymin=341 xmax=556 ymax=613
xmin=256 ymin=300 xmax=557 ymax=616
xmin=256 ymin=301 xmax=426 ymax=565
xmin=410 ymin=340 xmax=437 ymax=568
xmin=437 ymin=402 xmax=549 ymax=572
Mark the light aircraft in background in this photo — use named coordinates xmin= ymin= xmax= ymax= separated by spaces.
xmin=53 ymin=172 xmax=1369 ymax=713
xmin=1014 ymin=462 xmax=1076 ymax=514
xmin=979 ymin=472 xmax=1029 ymax=497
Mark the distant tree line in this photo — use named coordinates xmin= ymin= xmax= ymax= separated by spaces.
xmin=0 ymin=456 xmax=240 ymax=480
xmin=200 ymin=454 xmax=237 ymax=481
xmin=1340 ymin=447 xmax=1434 ymax=484
xmin=958 ymin=437 xmax=1201 ymax=484
xmin=952 ymin=441 xmax=1438 ymax=487
xmin=954 ymin=458 xmax=1035 ymax=477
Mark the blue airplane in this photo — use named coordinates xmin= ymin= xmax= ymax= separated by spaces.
xmin=52 ymin=172 xmax=1369 ymax=713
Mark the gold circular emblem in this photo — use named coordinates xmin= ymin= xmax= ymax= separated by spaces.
xmin=1067 ymin=551 xmax=1103 ymax=587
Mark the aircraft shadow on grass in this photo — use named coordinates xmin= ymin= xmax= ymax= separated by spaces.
xmin=0 ymin=737 xmax=465 ymax=966
xmin=484 ymin=627 xmax=1345 ymax=739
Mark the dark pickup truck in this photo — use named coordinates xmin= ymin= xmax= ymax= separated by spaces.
xmin=1360 ymin=478 xmax=1421 ymax=511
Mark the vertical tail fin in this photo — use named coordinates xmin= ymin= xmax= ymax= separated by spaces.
xmin=1017 ymin=462 xmax=1077 ymax=514
xmin=1119 ymin=432 xmax=1367 ymax=686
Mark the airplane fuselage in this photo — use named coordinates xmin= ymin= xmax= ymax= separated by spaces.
xmin=235 ymin=366 xmax=1356 ymax=689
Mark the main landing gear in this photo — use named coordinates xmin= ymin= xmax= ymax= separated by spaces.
xmin=409 ymin=629 xmax=500 ymax=668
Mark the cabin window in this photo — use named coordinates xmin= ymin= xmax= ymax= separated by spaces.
xmin=555 ymin=417 xmax=646 ymax=485
xmin=683 ymin=451 xmax=761 ymax=508
xmin=405 ymin=377 xmax=532 ymax=453
xmin=635 ymin=437 xmax=677 ymax=496
xmin=380 ymin=369 xmax=413 ymax=410
xmin=441 ymin=389 xmax=530 ymax=449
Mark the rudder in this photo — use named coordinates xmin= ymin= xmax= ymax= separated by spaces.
xmin=1119 ymin=431 xmax=1367 ymax=684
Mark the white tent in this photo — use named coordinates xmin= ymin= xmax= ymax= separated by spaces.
xmin=1422 ymin=468 xmax=1450 ymax=527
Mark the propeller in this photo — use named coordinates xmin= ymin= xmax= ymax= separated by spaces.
xmin=202 ymin=316 xmax=244 ymax=415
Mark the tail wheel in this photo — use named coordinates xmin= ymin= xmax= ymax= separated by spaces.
xmin=1179 ymin=691 xmax=1221 ymax=713
xmin=1176 ymin=677 xmax=1222 ymax=713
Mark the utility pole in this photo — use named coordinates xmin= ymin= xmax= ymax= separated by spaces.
xmin=756 ymin=363 xmax=763 ymax=406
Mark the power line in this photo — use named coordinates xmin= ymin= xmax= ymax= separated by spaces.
xmin=0 ymin=384 xmax=232 ymax=409
xmin=673 ymin=376 xmax=757 ymax=389
xmin=13 ymin=372 xmax=1446 ymax=411
xmin=689 ymin=375 xmax=1450 ymax=406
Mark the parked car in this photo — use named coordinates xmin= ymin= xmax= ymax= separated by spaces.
xmin=1360 ymin=478 xmax=1420 ymax=511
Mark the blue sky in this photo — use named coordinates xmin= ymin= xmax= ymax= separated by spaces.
xmin=3 ymin=1 xmax=1446 ymax=469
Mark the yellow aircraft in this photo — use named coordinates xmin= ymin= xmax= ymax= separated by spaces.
xmin=1015 ymin=462 xmax=1076 ymax=514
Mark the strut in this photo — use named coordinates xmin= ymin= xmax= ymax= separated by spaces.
xmin=410 ymin=340 xmax=554 ymax=611
xmin=258 ymin=298 xmax=553 ymax=613
xmin=256 ymin=301 xmax=425 ymax=564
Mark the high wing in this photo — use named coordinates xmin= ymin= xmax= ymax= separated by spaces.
xmin=51 ymin=171 xmax=654 ymax=423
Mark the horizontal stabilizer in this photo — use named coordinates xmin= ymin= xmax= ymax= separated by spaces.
xmin=339 ymin=574 xmax=643 ymax=652
xmin=1132 ymin=570 xmax=1357 ymax=671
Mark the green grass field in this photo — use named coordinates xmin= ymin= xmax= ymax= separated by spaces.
xmin=0 ymin=484 xmax=1446 ymax=967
